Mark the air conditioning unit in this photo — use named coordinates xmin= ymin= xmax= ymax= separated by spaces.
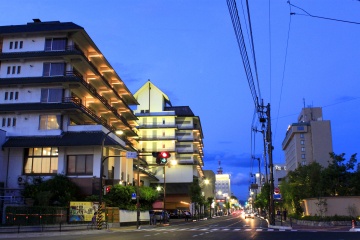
xmin=17 ymin=175 xmax=27 ymax=185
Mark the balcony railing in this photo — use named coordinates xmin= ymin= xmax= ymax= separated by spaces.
xmin=140 ymin=135 xmax=176 ymax=141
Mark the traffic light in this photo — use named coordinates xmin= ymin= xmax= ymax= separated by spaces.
xmin=104 ymin=185 xmax=112 ymax=195
xmin=152 ymin=151 xmax=171 ymax=165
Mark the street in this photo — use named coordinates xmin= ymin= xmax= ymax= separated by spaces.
xmin=4 ymin=214 xmax=359 ymax=240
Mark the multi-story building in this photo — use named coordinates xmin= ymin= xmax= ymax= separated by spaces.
xmin=215 ymin=163 xmax=231 ymax=212
xmin=0 ymin=20 xmax=147 ymax=208
xmin=282 ymin=107 xmax=333 ymax=172
xmin=133 ymin=80 xmax=205 ymax=211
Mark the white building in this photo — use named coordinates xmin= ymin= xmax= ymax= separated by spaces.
xmin=133 ymin=80 xmax=205 ymax=210
xmin=0 ymin=20 xmax=146 ymax=219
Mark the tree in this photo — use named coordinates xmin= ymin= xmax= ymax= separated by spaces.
xmin=189 ymin=178 xmax=203 ymax=218
xmin=321 ymin=153 xmax=357 ymax=196
xmin=104 ymin=184 xmax=159 ymax=210
xmin=22 ymin=174 xmax=80 ymax=206
xmin=281 ymin=162 xmax=323 ymax=214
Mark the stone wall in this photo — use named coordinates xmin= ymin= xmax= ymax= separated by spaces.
xmin=302 ymin=196 xmax=360 ymax=217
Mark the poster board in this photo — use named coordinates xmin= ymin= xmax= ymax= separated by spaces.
xmin=69 ymin=201 xmax=105 ymax=222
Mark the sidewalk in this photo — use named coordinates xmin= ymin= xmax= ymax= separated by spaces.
xmin=268 ymin=217 xmax=357 ymax=232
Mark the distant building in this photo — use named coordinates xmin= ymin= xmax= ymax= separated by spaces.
xmin=273 ymin=164 xmax=286 ymax=188
xmin=282 ymin=107 xmax=333 ymax=172
xmin=133 ymin=80 xmax=205 ymax=211
xmin=215 ymin=162 xmax=231 ymax=203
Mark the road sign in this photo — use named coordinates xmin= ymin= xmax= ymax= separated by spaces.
xmin=126 ymin=152 xmax=138 ymax=159
xmin=274 ymin=194 xmax=282 ymax=200
xmin=131 ymin=193 xmax=136 ymax=200
xmin=274 ymin=187 xmax=280 ymax=194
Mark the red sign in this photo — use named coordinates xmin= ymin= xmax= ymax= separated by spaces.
xmin=274 ymin=187 xmax=280 ymax=194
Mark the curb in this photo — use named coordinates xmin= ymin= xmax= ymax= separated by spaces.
xmin=349 ymin=228 xmax=360 ymax=232
xmin=268 ymin=224 xmax=292 ymax=230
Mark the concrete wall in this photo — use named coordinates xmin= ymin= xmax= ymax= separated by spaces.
xmin=302 ymin=196 xmax=360 ymax=217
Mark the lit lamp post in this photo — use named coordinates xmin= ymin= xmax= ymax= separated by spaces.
xmin=97 ymin=130 xmax=123 ymax=230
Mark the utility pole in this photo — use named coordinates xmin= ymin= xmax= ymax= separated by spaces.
xmin=266 ymin=103 xmax=275 ymax=225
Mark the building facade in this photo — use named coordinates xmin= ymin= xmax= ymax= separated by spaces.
xmin=133 ymin=80 xmax=205 ymax=211
xmin=0 ymin=20 xmax=145 ymax=216
xmin=282 ymin=107 xmax=333 ymax=172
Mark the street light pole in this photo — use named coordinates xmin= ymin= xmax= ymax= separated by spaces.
xmin=97 ymin=131 xmax=112 ymax=230
xmin=136 ymin=152 xmax=140 ymax=229
xmin=97 ymin=130 xmax=123 ymax=230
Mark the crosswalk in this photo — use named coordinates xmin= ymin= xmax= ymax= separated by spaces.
xmin=131 ymin=227 xmax=298 ymax=232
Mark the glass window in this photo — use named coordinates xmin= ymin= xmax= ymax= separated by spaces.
xmin=41 ymin=88 xmax=63 ymax=102
xmin=2 ymin=118 xmax=5 ymax=127
xmin=43 ymin=63 xmax=65 ymax=76
xmin=300 ymin=133 xmax=304 ymax=138
xmin=301 ymin=154 xmax=305 ymax=159
xmin=301 ymin=147 xmax=305 ymax=152
xmin=9 ymin=42 xmax=13 ymax=49
xmin=7 ymin=67 xmax=10 ymax=74
xmin=7 ymin=118 xmax=11 ymax=127
xmin=15 ymin=92 xmax=18 ymax=100
xmin=24 ymin=147 xmax=58 ymax=174
xmin=19 ymin=41 xmax=23 ymax=49
xmin=45 ymin=38 xmax=67 ymax=51
xmin=300 ymin=140 xmax=305 ymax=145
xmin=39 ymin=115 xmax=61 ymax=130
xmin=9 ymin=92 xmax=13 ymax=100
xmin=4 ymin=92 xmax=8 ymax=100
xmin=12 ymin=66 xmax=16 ymax=74
xmin=12 ymin=118 xmax=16 ymax=126
xmin=17 ymin=66 xmax=21 ymax=74
xmin=14 ymin=41 xmax=18 ymax=49
xmin=67 ymin=155 xmax=93 ymax=175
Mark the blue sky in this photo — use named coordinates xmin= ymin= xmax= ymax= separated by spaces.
xmin=2 ymin=0 xmax=360 ymax=201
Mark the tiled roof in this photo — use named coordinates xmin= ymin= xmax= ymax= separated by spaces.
xmin=0 ymin=21 xmax=83 ymax=35
xmin=165 ymin=106 xmax=194 ymax=116
xmin=2 ymin=131 xmax=127 ymax=148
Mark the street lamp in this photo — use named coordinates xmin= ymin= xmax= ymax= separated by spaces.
xmin=97 ymin=129 xmax=123 ymax=230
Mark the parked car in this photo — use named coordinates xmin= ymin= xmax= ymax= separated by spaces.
xmin=244 ymin=212 xmax=255 ymax=219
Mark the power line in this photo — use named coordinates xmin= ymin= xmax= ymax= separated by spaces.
xmin=273 ymin=1 xmax=292 ymax=144
xmin=289 ymin=2 xmax=360 ymax=25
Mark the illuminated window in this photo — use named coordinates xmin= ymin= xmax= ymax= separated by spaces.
xmin=24 ymin=147 xmax=58 ymax=174
xmin=39 ymin=115 xmax=61 ymax=130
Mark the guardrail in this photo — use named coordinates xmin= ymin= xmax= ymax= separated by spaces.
xmin=0 ymin=222 xmax=108 ymax=234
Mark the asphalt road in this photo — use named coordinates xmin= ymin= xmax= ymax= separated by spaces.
xmin=1 ymin=214 xmax=359 ymax=240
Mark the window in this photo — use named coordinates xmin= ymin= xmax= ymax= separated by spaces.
xmin=300 ymin=140 xmax=305 ymax=145
xmin=12 ymin=118 xmax=16 ymax=127
xmin=14 ymin=41 xmax=18 ymax=49
xmin=4 ymin=92 xmax=8 ymax=100
xmin=12 ymin=66 xmax=16 ymax=74
xmin=9 ymin=92 xmax=13 ymax=100
xmin=19 ymin=41 xmax=23 ymax=49
xmin=41 ymin=89 xmax=63 ymax=102
xmin=43 ymin=62 xmax=65 ymax=76
xmin=7 ymin=118 xmax=11 ymax=127
xmin=9 ymin=42 xmax=13 ymax=49
xmin=67 ymin=155 xmax=93 ymax=175
xmin=300 ymin=133 xmax=304 ymax=138
xmin=17 ymin=66 xmax=21 ymax=74
xmin=301 ymin=147 xmax=305 ymax=152
xmin=7 ymin=66 xmax=10 ymax=74
xmin=2 ymin=118 xmax=5 ymax=127
xmin=39 ymin=115 xmax=61 ymax=130
xmin=24 ymin=147 xmax=58 ymax=174
xmin=15 ymin=92 xmax=18 ymax=100
xmin=45 ymin=38 xmax=67 ymax=51
xmin=301 ymin=154 xmax=305 ymax=159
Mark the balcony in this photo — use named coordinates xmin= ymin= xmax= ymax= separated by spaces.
xmin=137 ymin=123 xmax=177 ymax=129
